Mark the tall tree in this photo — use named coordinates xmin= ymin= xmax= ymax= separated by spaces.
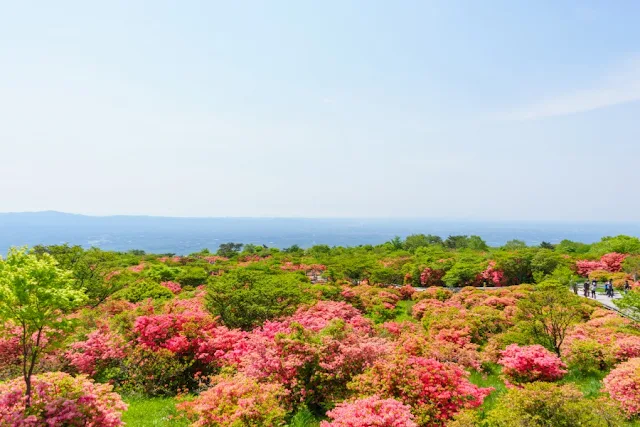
xmin=517 ymin=281 xmax=582 ymax=356
xmin=0 ymin=247 xmax=87 ymax=406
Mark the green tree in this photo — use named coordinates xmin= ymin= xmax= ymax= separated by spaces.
xmin=589 ymin=235 xmax=640 ymax=256
xmin=444 ymin=235 xmax=469 ymax=249
xmin=531 ymin=249 xmax=563 ymax=282
xmin=467 ymin=235 xmax=489 ymax=251
xmin=495 ymin=249 xmax=535 ymax=285
xmin=516 ymin=281 xmax=583 ymax=356
xmin=206 ymin=269 xmax=309 ymax=330
xmin=539 ymin=241 xmax=555 ymax=250
xmin=216 ymin=242 xmax=243 ymax=258
xmin=176 ymin=267 xmax=209 ymax=288
xmin=0 ymin=247 xmax=87 ymax=406
xmin=503 ymin=239 xmax=527 ymax=250
xmin=555 ymin=239 xmax=591 ymax=254
xmin=388 ymin=236 xmax=404 ymax=251
xmin=403 ymin=234 xmax=443 ymax=252
xmin=622 ymin=256 xmax=640 ymax=282
xmin=32 ymin=245 xmax=123 ymax=307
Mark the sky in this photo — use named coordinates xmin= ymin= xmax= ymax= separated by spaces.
xmin=1 ymin=1 xmax=639 ymax=221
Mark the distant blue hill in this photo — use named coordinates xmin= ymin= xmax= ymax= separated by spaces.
xmin=1 ymin=211 xmax=639 ymax=255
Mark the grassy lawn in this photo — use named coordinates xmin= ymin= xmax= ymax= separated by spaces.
xmin=394 ymin=300 xmax=417 ymax=322
xmin=122 ymin=396 xmax=188 ymax=427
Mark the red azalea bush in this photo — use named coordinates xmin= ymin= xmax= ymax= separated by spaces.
xmin=603 ymin=357 xmax=640 ymax=416
xmin=398 ymin=285 xmax=416 ymax=300
xmin=498 ymin=344 xmax=567 ymax=385
xmin=177 ymin=373 xmax=287 ymax=426
xmin=320 ymin=396 xmax=417 ymax=427
xmin=351 ymin=353 xmax=493 ymax=426
xmin=0 ymin=372 xmax=127 ymax=426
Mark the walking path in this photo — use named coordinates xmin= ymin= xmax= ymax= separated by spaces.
xmin=577 ymin=291 xmax=622 ymax=310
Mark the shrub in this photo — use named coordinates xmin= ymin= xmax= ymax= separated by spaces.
xmin=320 ymin=396 xmax=417 ymax=427
xmin=350 ymin=353 xmax=492 ymax=425
xmin=498 ymin=344 xmax=567 ymax=385
xmin=160 ymin=281 xmax=182 ymax=294
xmin=66 ymin=325 xmax=126 ymax=377
xmin=176 ymin=267 xmax=209 ymax=288
xmin=0 ymin=372 xmax=126 ymax=426
xmin=177 ymin=373 xmax=287 ymax=427
xmin=120 ymin=347 xmax=195 ymax=396
xmin=486 ymin=382 xmax=623 ymax=426
xmin=206 ymin=269 xmax=309 ymax=330
xmin=603 ymin=357 xmax=640 ymax=416
xmin=563 ymin=338 xmax=614 ymax=373
xmin=116 ymin=279 xmax=174 ymax=303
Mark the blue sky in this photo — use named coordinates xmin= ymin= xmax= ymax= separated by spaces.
xmin=1 ymin=1 xmax=639 ymax=220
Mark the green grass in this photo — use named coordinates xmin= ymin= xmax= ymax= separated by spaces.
xmin=394 ymin=300 xmax=417 ymax=322
xmin=559 ymin=369 xmax=606 ymax=398
xmin=288 ymin=407 xmax=321 ymax=427
xmin=468 ymin=364 xmax=507 ymax=415
xmin=122 ymin=396 xmax=188 ymax=427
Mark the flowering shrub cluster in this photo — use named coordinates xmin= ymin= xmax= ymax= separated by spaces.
xmin=177 ymin=373 xmax=287 ymax=427
xmin=498 ymin=344 xmax=567 ymax=385
xmin=351 ymin=353 xmax=493 ymax=425
xmin=603 ymin=357 xmax=640 ymax=416
xmin=320 ymin=396 xmax=417 ymax=427
xmin=576 ymin=252 xmax=627 ymax=276
xmin=160 ymin=280 xmax=182 ymax=294
xmin=66 ymin=325 xmax=126 ymax=376
xmin=0 ymin=372 xmax=126 ymax=426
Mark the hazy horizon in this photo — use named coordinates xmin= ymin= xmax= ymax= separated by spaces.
xmin=2 ymin=2 xmax=640 ymax=221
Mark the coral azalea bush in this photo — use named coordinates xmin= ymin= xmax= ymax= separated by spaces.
xmin=177 ymin=373 xmax=287 ymax=427
xmin=498 ymin=344 xmax=567 ymax=385
xmin=603 ymin=357 xmax=640 ymax=416
xmin=0 ymin=372 xmax=127 ymax=426
xmin=321 ymin=396 xmax=417 ymax=427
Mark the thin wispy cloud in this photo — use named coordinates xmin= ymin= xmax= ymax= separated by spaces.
xmin=503 ymin=56 xmax=640 ymax=121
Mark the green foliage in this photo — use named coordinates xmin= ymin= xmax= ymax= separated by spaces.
xmin=403 ymin=234 xmax=443 ymax=252
xmin=289 ymin=407 xmax=320 ymax=427
xmin=615 ymin=289 xmax=640 ymax=322
xmin=206 ymin=268 xmax=309 ymax=330
xmin=216 ymin=242 xmax=243 ymax=258
xmin=468 ymin=235 xmax=489 ymax=251
xmin=503 ymin=239 xmax=527 ymax=250
xmin=0 ymin=247 xmax=87 ymax=403
xmin=142 ymin=264 xmax=180 ymax=282
xmin=120 ymin=348 xmax=195 ymax=396
xmin=516 ymin=281 xmax=583 ymax=355
xmin=444 ymin=235 xmax=470 ymax=249
xmin=484 ymin=382 xmax=622 ymax=427
xmin=494 ymin=249 xmax=535 ymax=285
xmin=115 ymin=280 xmax=174 ymax=303
xmin=623 ymin=256 xmax=640 ymax=281
xmin=531 ymin=249 xmax=563 ymax=280
xmin=556 ymin=239 xmax=591 ymax=255
xmin=32 ymin=244 xmax=125 ymax=306
xmin=590 ymin=235 xmax=640 ymax=256
xmin=442 ymin=254 xmax=484 ymax=287
xmin=175 ymin=267 xmax=208 ymax=288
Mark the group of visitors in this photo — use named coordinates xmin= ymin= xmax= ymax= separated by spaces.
xmin=572 ymin=279 xmax=632 ymax=298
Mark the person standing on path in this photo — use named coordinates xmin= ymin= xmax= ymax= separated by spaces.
xmin=572 ymin=281 xmax=578 ymax=295
xmin=625 ymin=280 xmax=631 ymax=294
xmin=583 ymin=280 xmax=590 ymax=297
xmin=591 ymin=280 xmax=597 ymax=298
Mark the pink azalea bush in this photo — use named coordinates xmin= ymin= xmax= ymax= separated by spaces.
xmin=0 ymin=372 xmax=126 ymax=426
xmin=576 ymin=253 xmax=627 ymax=276
xmin=177 ymin=373 xmax=287 ymax=426
xmin=498 ymin=344 xmax=567 ymax=385
xmin=603 ymin=357 xmax=640 ymax=416
xmin=160 ymin=281 xmax=182 ymax=294
xmin=66 ymin=325 xmax=126 ymax=376
xmin=320 ymin=396 xmax=417 ymax=427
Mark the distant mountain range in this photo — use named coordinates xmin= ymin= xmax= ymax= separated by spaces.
xmin=1 ymin=211 xmax=639 ymax=255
